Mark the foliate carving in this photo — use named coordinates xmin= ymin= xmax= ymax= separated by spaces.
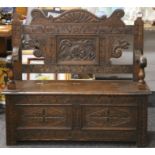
xmin=22 ymin=39 xmax=38 ymax=49
xmin=22 ymin=9 xmax=132 ymax=38
xmin=58 ymin=39 xmax=96 ymax=62
xmin=22 ymin=39 xmax=43 ymax=57
xmin=23 ymin=25 xmax=133 ymax=35
xmin=112 ymin=40 xmax=130 ymax=58
xmin=30 ymin=9 xmax=125 ymax=27
xmin=19 ymin=9 xmax=135 ymax=75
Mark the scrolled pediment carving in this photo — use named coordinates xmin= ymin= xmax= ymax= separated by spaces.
xmin=110 ymin=9 xmax=125 ymax=19
xmin=30 ymin=9 xmax=125 ymax=27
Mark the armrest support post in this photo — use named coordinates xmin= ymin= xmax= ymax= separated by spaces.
xmin=138 ymin=55 xmax=147 ymax=84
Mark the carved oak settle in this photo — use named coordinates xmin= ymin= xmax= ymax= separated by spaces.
xmin=3 ymin=9 xmax=151 ymax=147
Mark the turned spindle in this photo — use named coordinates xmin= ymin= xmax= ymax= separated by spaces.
xmin=138 ymin=55 xmax=147 ymax=84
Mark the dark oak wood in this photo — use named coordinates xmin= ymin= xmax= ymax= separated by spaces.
xmin=2 ymin=9 xmax=151 ymax=147
xmin=3 ymin=80 xmax=150 ymax=95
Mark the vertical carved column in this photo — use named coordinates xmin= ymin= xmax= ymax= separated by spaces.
xmin=133 ymin=17 xmax=144 ymax=81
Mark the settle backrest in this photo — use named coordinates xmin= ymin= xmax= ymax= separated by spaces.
xmin=7 ymin=9 xmax=147 ymax=89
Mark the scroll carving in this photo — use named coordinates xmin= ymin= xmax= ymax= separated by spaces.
xmin=20 ymin=9 xmax=132 ymax=38
xmin=23 ymin=25 xmax=133 ymax=35
xmin=104 ymin=9 xmax=125 ymax=27
xmin=112 ymin=40 xmax=130 ymax=58
xmin=13 ymin=9 xmax=137 ymax=77
xmin=22 ymin=39 xmax=43 ymax=57
xmin=30 ymin=9 xmax=125 ymax=27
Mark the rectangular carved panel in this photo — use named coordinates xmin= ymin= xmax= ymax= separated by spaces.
xmin=56 ymin=36 xmax=99 ymax=65
xmin=16 ymin=105 xmax=72 ymax=130
xmin=82 ymin=106 xmax=137 ymax=130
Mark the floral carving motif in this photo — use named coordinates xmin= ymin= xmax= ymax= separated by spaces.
xmin=58 ymin=39 xmax=96 ymax=62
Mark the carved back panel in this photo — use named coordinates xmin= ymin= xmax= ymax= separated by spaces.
xmin=12 ymin=9 xmax=144 ymax=81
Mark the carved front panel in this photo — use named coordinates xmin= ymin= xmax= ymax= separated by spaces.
xmin=57 ymin=36 xmax=99 ymax=65
xmin=16 ymin=105 xmax=72 ymax=129
xmin=82 ymin=106 xmax=137 ymax=130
